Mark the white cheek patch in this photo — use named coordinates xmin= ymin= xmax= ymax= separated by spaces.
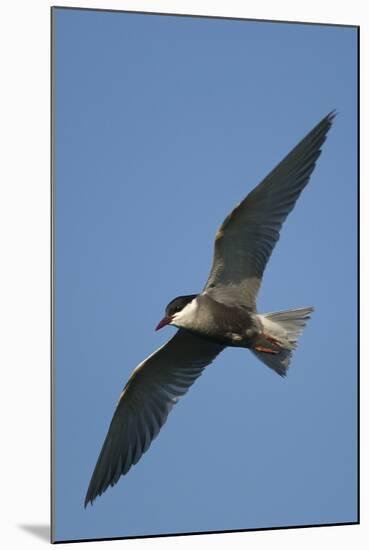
xmin=171 ymin=299 xmax=198 ymax=328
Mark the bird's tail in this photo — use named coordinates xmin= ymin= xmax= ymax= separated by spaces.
xmin=252 ymin=307 xmax=313 ymax=376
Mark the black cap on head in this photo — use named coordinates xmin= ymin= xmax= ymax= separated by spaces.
xmin=165 ymin=294 xmax=198 ymax=317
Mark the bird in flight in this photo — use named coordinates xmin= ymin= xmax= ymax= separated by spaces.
xmin=85 ymin=112 xmax=335 ymax=507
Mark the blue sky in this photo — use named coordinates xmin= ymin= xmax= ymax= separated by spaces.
xmin=53 ymin=8 xmax=357 ymax=542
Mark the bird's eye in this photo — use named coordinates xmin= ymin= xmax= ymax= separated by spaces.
xmin=175 ymin=305 xmax=181 ymax=312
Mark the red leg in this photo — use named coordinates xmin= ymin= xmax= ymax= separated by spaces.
xmin=253 ymin=345 xmax=279 ymax=354
xmin=264 ymin=334 xmax=281 ymax=347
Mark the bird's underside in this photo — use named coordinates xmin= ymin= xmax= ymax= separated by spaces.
xmin=84 ymin=111 xmax=335 ymax=507
xmin=161 ymin=293 xmax=295 ymax=353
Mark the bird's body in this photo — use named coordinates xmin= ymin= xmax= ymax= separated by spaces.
xmin=85 ymin=112 xmax=335 ymax=507
xmin=166 ymin=293 xmax=313 ymax=359
xmin=168 ymin=293 xmax=258 ymax=347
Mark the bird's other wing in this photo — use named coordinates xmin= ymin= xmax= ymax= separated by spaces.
xmin=203 ymin=111 xmax=335 ymax=309
xmin=84 ymin=330 xmax=224 ymax=507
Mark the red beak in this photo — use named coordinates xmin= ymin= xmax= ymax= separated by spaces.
xmin=155 ymin=316 xmax=172 ymax=331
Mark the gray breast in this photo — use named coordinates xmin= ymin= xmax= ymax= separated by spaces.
xmin=193 ymin=295 xmax=260 ymax=347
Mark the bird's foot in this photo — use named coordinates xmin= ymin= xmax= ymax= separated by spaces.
xmin=252 ymin=333 xmax=282 ymax=354
xmin=264 ymin=334 xmax=282 ymax=347
xmin=253 ymin=345 xmax=279 ymax=354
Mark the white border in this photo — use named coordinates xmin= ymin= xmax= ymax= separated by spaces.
xmin=1 ymin=1 xmax=365 ymax=548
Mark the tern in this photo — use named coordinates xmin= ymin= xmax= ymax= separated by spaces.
xmin=85 ymin=112 xmax=334 ymax=506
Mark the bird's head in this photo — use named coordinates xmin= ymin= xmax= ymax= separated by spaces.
xmin=155 ymin=294 xmax=198 ymax=331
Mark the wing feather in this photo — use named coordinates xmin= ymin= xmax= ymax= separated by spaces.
xmin=84 ymin=330 xmax=224 ymax=506
xmin=204 ymin=112 xmax=335 ymax=308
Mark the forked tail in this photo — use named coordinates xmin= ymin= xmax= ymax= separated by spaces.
xmin=252 ymin=307 xmax=313 ymax=376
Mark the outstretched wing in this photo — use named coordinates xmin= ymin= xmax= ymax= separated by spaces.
xmin=84 ymin=330 xmax=224 ymax=506
xmin=204 ymin=112 xmax=335 ymax=309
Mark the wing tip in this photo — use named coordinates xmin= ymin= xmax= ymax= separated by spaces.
xmin=327 ymin=108 xmax=337 ymax=121
xmin=84 ymin=475 xmax=119 ymax=508
xmin=313 ymin=109 xmax=336 ymax=140
xmin=84 ymin=494 xmax=93 ymax=509
xmin=321 ymin=109 xmax=337 ymax=132
xmin=303 ymin=109 xmax=336 ymax=159
xmin=84 ymin=485 xmax=98 ymax=508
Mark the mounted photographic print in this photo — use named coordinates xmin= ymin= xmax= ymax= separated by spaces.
xmin=51 ymin=6 xmax=359 ymax=543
